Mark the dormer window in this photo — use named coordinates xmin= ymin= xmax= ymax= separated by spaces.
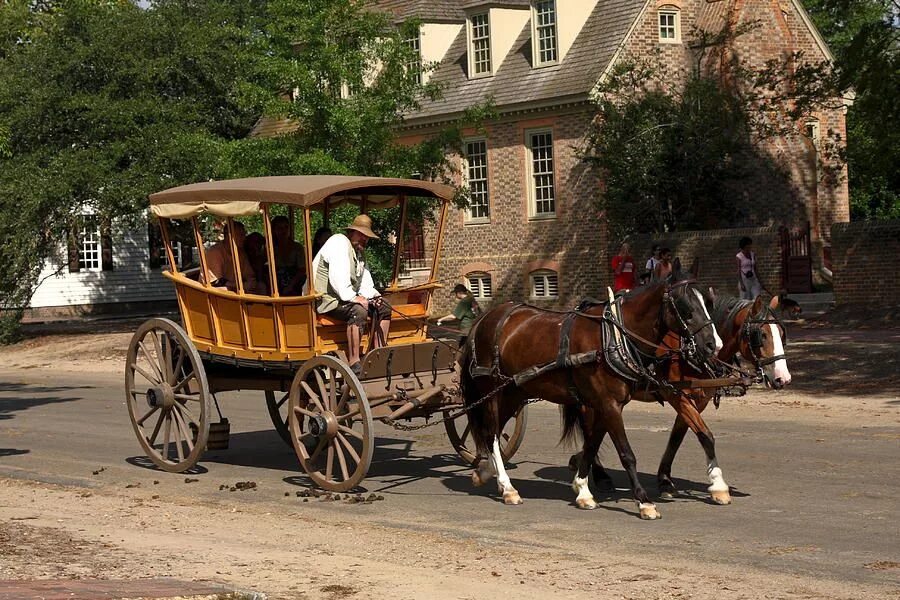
xmin=532 ymin=0 xmax=558 ymax=66
xmin=405 ymin=30 xmax=422 ymax=85
xmin=658 ymin=7 xmax=681 ymax=44
xmin=469 ymin=13 xmax=492 ymax=77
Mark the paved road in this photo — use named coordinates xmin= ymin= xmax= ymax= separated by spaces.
xmin=1 ymin=365 xmax=898 ymax=596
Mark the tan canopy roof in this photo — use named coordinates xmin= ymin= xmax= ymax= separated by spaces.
xmin=149 ymin=175 xmax=455 ymax=219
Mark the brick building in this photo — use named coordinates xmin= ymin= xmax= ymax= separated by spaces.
xmin=378 ymin=0 xmax=849 ymax=312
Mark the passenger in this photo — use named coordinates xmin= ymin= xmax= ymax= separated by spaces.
xmin=244 ymin=232 xmax=269 ymax=295
xmin=271 ymin=215 xmax=306 ymax=296
xmin=436 ymin=284 xmax=481 ymax=347
xmin=204 ymin=221 xmax=261 ymax=293
xmin=311 ymin=226 xmax=332 ymax=258
xmin=652 ymin=247 xmax=674 ymax=282
xmin=307 ymin=215 xmax=390 ymax=375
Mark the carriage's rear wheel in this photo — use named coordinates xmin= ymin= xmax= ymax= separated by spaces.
xmin=444 ymin=404 xmax=528 ymax=466
xmin=265 ymin=390 xmax=292 ymax=447
xmin=125 ymin=318 xmax=210 ymax=473
xmin=288 ymin=355 xmax=373 ymax=492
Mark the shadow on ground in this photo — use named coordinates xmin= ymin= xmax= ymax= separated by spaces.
xmin=0 ymin=382 xmax=86 ymax=420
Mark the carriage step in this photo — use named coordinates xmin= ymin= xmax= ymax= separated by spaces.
xmin=208 ymin=419 xmax=231 ymax=450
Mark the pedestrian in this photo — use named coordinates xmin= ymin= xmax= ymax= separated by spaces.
xmin=436 ymin=283 xmax=481 ymax=345
xmin=611 ymin=242 xmax=637 ymax=292
xmin=736 ymin=236 xmax=767 ymax=300
xmin=653 ymin=247 xmax=674 ymax=281
xmin=641 ymin=244 xmax=661 ymax=285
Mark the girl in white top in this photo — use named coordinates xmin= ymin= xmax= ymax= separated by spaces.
xmin=737 ymin=236 xmax=763 ymax=300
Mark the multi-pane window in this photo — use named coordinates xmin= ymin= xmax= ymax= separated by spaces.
xmin=805 ymin=121 xmax=821 ymax=152
xmin=465 ymin=139 xmax=490 ymax=222
xmin=467 ymin=273 xmax=492 ymax=299
xmin=159 ymin=241 xmax=183 ymax=269
xmin=79 ymin=216 xmax=102 ymax=271
xmin=534 ymin=1 xmax=558 ymax=65
xmin=470 ymin=13 xmax=492 ymax=76
xmin=659 ymin=10 xmax=680 ymax=42
xmin=528 ymin=131 xmax=556 ymax=217
xmin=405 ymin=31 xmax=422 ymax=85
xmin=531 ymin=270 xmax=559 ymax=299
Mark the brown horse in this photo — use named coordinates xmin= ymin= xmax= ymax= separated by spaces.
xmin=460 ymin=270 xmax=723 ymax=519
xmin=581 ymin=292 xmax=791 ymax=506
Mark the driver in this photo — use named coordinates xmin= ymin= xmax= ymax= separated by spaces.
xmin=309 ymin=214 xmax=391 ymax=375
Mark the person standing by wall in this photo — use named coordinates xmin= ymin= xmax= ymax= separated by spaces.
xmin=611 ymin=242 xmax=637 ymax=292
xmin=653 ymin=247 xmax=674 ymax=281
xmin=737 ymin=236 xmax=767 ymax=300
xmin=641 ymin=244 xmax=661 ymax=285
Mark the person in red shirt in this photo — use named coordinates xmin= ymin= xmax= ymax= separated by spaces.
xmin=611 ymin=242 xmax=636 ymax=292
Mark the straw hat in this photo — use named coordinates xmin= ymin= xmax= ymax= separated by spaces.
xmin=345 ymin=214 xmax=379 ymax=239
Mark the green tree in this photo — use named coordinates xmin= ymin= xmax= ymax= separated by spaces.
xmin=804 ymin=0 xmax=900 ymax=219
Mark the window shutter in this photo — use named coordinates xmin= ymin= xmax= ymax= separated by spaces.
xmin=148 ymin=221 xmax=162 ymax=269
xmin=67 ymin=224 xmax=80 ymax=273
xmin=100 ymin=218 xmax=114 ymax=271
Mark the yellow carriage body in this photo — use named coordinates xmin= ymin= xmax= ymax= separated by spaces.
xmin=149 ymin=176 xmax=454 ymax=366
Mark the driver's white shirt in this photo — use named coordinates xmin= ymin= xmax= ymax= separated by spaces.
xmin=303 ymin=233 xmax=379 ymax=301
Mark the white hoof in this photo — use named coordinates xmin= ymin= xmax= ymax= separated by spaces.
xmin=502 ymin=490 xmax=523 ymax=505
xmin=575 ymin=497 xmax=598 ymax=510
xmin=471 ymin=471 xmax=487 ymax=487
xmin=639 ymin=503 xmax=661 ymax=520
xmin=659 ymin=490 xmax=675 ymax=500
xmin=710 ymin=489 xmax=732 ymax=505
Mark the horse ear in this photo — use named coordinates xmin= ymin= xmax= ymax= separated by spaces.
xmin=673 ymin=257 xmax=683 ymax=274
xmin=689 ymin=257 xmax=700 ymax=278
xmin=769 ymin=294 xmax=780 ymax=310
xmin=708 ymin=286 xmax=717 ymax=302
xmin=751 ymin=295 xmax=764 ymax=315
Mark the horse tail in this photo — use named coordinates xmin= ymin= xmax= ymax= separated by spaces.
xmin=559 ymin=402 xmax=584 ymax=447
xmin=459 ymin=315 xmax=499 ymax=457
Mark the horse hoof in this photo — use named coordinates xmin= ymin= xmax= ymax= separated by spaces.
xmin=659 ymin=490 xmax=676 ymax=500
xmin=471 ymin=471 xmax=486 ymax=488
xmin=503 ymin=491 xmax=523 ymax=505
xmin=710 ymin=489 xmax=732 ymax=505
xmin=639 ymin=504 xmax=661 ymax=520
xmin=576 ymin=497 xmax=598 ymax=510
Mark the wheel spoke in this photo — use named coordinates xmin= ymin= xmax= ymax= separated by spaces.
xmin=313 ymin=370 xmax=330 ymax=410
xmin=308 ymin=438 xmax=326 ymax=463
xmin=335 ymin=406 xmax=361 ymax=423
xmin=173 ymin=392 xmax=201 ymax=402
xmin=172 ymin=406 xmax=195 ymax=454
xmin=173 ymin=372 xmax=196 ymax=393
xmin=501 ymin=431 xmax=511 ymax=443
xmin=176 ymin=401 xmax=199 ymax=425
xmin=149 ymin=332 xmax=168 ymax=383
xmin=293 ymin=406 xmax=319 ymax=420
xmin=334 ymin=440 xmax=349 ymax=481
xmin=276 ymin=392 xmax=289 ymax=409
xmin=171 ymin=413 xmax=185 ymax=462
xmin=137 ymin=405 xmax=159 ymax=426
xmin=137 ymin=341 xmax=164 ymax=383
xmin=300 ymin=381 xmax=326 ymax=413
xmin=325 ymin=445 xmax=334 ymax=481
xmin=159 ymin=332 xmax=174 ymax=384
xmin=335 ymin=384 xmax=350 ymax=415
xmin=338 ymin=424 xmax=363 ymax=440
xmin=132 ymin=363 xmax=161 ymax=386
xmin=162 ymin=412 xmax=172 ymax=461
xmin=148 ymin=410 xmax=165 ymax=445
xmin=460 ymin=423 xmax=471 ymax=445
xmin=336 ymin=431 xmax=360 ymax=465
xmin=171 ymin=346 xmax=186 ymax=384
xmin=327 ymin=369 xmax=338 ymax=411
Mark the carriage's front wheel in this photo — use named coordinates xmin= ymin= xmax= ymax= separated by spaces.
xmin=125 ymin=318 xmax=210 ymax=473
xmin=444 ymin=404 xmax=528 ymax=466
xmin=288 ymin=356 xmax=373 ymax=492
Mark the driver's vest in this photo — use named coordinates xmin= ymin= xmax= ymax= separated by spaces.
xmin=315 ymin=242 xmax=363 ymax=314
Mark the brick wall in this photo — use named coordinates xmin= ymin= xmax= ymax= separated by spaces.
xmin=831 ymin=220 xmax=900 ymax=307
xmin=612 ymin=226 xmax=784 ymax=297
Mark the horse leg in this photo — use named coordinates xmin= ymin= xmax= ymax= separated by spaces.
xmin=670 ymin=397 xmax=731 ymax=505
xmin=658 ymin=394 xmax=710 ymax=498
xmin=571 ymin=411 xmax=605 ymax=510
xmin=603 ymin=404 xmax=660 ymax=520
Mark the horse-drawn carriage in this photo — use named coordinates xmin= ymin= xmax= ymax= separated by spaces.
xmin=125 ymin=176 xmax=526 ymax=491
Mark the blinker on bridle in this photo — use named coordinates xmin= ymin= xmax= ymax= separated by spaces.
xmin=663 ymin=279 xmax=715 ymax=363
xmin=743 ymin=308 xmax=787 ymax=369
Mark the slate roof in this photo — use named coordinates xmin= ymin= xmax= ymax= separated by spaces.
xmin=403 ymin=0 xmax=647 ymax=124
xmin=374 ymin=0 xmax=466 ymax=22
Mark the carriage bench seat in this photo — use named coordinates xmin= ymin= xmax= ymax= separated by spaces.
xmin=315 ymin=303 xmax=428 ymax=328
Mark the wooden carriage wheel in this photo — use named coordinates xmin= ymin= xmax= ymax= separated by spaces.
xmin=125 ymin=318 xmax=210 ymax=473
xmin=265 ymin=390 xmax=292 ymax=447
xmin=444 ymin=405 xmax=528 ymax=466
xmin=288 ymin=355 xmax=374 ymax=492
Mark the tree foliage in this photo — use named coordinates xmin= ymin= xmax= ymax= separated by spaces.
xmin=804 ymin=0 xmax=900 ymax=219
xmin=0 ymin=0 xmax=484 ymax=341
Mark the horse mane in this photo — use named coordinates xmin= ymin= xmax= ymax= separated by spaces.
xmin=712 ymin=295 xmax=753 ymax=338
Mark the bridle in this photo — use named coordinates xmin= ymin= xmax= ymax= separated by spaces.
xmin=662 ymin=280 xmax=717 ymax=367
xmin=741 ymin=307 xmax=787 ymax=370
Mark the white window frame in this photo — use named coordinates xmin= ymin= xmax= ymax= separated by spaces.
xmin=468 ymin=12 xmax=492 ymax=78
xmin=463 ymin=138 xmax=491 ymax=224
xmin=159 ymin=240 xmax=183 ymax=269
xmin=405 ymin=29 xmax=422 ymax=86
xmin=78 ymin=214 xmax=102 ymax=272
xmin=658 ymin=8 xmax=681 ymax=44
xmin=530 ymin=269 xmax=558 ymax=300
xmin=532 ymin=0 xmax=558 ymax=67
xmin=467 ymin=272 xmax=492 ymax=300
xmin=805 ymin=120 xmax=821 ymax=153
xmin=526 ymin=129 xmax=556 ymax=219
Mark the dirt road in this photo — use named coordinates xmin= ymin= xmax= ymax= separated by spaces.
xmin=0 ymin=327 xmax=898 ymax=599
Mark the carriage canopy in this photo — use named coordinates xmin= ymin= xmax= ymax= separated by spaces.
xmin=149 ymin=175 xmax=455 ymax=219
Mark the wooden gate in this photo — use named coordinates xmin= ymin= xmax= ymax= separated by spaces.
xmin=780 ymin=222 xmax=813 ymax=293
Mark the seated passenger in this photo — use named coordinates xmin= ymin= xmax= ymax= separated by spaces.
xmin=244 ymin=231 xmax=269 ymax=295
xmin=307 ymin=215 xmax=390 ymax=375
xmin=204 ymin=221 xmax=261 ymax=293
xmin=271 ymin=215 xmax=306 ymax=296
xmin=311 ymin=226 xmax=332 ymax=258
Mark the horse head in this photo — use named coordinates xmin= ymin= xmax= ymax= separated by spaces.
xmin=662 ymin=268 xmax=723 ymax=367
xmin=739 ymin=295 xmax=792 ymax=389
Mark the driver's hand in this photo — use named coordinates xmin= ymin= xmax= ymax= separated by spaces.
xmin=355 ymin=295 xmax=369 ymax=309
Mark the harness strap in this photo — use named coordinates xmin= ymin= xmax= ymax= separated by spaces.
xmin=469 ymin=302 xmax=523 ymax=380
